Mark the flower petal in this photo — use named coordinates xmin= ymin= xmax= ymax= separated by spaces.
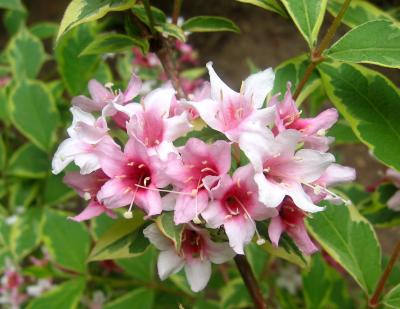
xmin=69 ymin=200 xmax=109 ymax=222
xmin=143 ymin=223 xmax=172 ymax=250
xmin=242 ymin=67 xmax=275 ymax=109
xmin=157 ymin=249 xmax=184 ymax=280
xmin=207 ymin=241 xmax=235 ymax=264
xmin=287 ymin=220 xmax=318 ymax=255
xmin=224 ymin=216 xmax=255 ymax=254
xmin=123 ymin=74 xmax=142 ymax=102
xmin=88 ymin=79 xmax=111 ymax=102
xmin=268 ymin=216 xmax=284 ymax=247
xmin=388 ymin=190 xmax=400 ymax=211
xmin=184 ymin=259 xmax=211 ymax=292
xmin=254 ymin=173 xmax=286 ymax=208
xmin=174 ymin=190 xmax=209 ymax=224
xmin=206 ymin=61 xmax=239 ymax=102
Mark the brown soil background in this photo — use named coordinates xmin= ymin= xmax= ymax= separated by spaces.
xmin=15 ymin=0 xmax=400 ymax=254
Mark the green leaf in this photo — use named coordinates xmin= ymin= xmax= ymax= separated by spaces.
xmin=271 ymin=54 xmax=321 ymax=104
xmin=361 ymin=184 xmax=400 ymax=228
xmin=57 ymin=0 xmax=135 ymax=42
xmin=104 ymin=288 xmax=154 ymax=309
xmin=329 ymin=119 xmax=359 ymax=144
xmin=44 ymin=174 xmax=75 ymax=206
xmin=156 ymin=212 xmax=184 ymax=251
xmin=42 ymin=209 xmax=90 ymax=273
xmin=3 ymin=9 xmax=27 ymax=35
xmin=0 ymin=134 xmax=5 ymax=170
xmin=131 ymin=4 xmax=166 ymax=26
xmin=116 ymin=246 xmax=156 ymax=282
xmin=306 ymin=203 xmax=381 ymax=295
xmin=89 ymin=212 xmax=145 ymax=261
xmin=325 ymin=20 xmax=400 ymax=68
xmin=236 ymin=0 xmax=287 ymax=17
xmin=280 ymin=0 xmax=327 ymax=48
xmin=55 ymin=23 xmax=100 ymax=96
xmin=30 ymin=22 xmax=59 ymax=39
xmin=327 ymin=0 xmax=397 ymax=28
xmin=10 ymin=207 xmax=43 ymax=260
xmin=8 ymin=143 xmax=49 ymax=178
xmin=318 ymin=61 xmax=400 ymax=171
xmin=9 ymin=80 xmax=59 ymax=152
xmin=182 ymin=16 xmax=240 ymax=33
xmin=180 ymin=67 xmax=206 ymax=80
xmin=27 ymin=278 xmax=85 ymax=309
xmin=91 ymin=214 xmax=116 ymax=240
xmin=302 ymin=253 xmax=332 ymax=309
xmin=7 ymin=28 xmax=46 ymax=79
xmin=81 ymin=32 xmax=149 ymax=56
xmin=245 ymin=242 xmax=269 ymax=279
xmin=0 ymin=0 xmax=25 ymax=11
xmin=155 ymin=23 xmax=186 ymax=42
xmin=9 ymin=180 xmax=40 ymax=208
xmin=384 ymin=284 xmax=400 ymax=309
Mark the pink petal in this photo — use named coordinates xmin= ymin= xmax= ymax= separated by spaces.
xmin=254 ymin=173 xmax=286 ymax=208
xmin=224 ymin=216 xmax=255 ymax=254
xmin=206 ymin=61 xmax=239 ymax=103
xmin=144 ymin=86 xmax=175 ymax=118
xmin=163 ymin=113 xmax=192 ymax=142
xmin=201 ymin=200 xmax=226 ymax=228
xmin=88 ymin=79 xmax=111 ymax=102
xmin=97 ymin=178 xmax=134 ymax=208
xmin=187 ymin=98 xmax=222 ymax=132
xmin=135 ymin=186 xmax=162 ymax=217
xmin=71 ymin=95 xmax=101 ymax=112
xmin=184 ymin=259 xmax=211 ymax=292
xmin=268 ymin=216 xmax=284 ymax=247
xmin=158 ymin=249 xmax=184 ymax=280
xmin=298 ymin=108 xmax=338 ymax=135
xmin=318 ymin=163 xmax=356 ymax=187
xmin=123 ymin=74 xmax=142 ymax=102
xmin=174 ymin=190 xmax=209 ymax=224
xmin=242 ymin=67 xmax=274 ymax=109
xmin=388 ymin=190 xmax=400 ymax=211
xmin=63 ymin=170 xmax=107 ymax=197
xmin=287 ymin=221 xmax=318 ymax=255
xmin=68 ymin=200 xmax=111 ymax=222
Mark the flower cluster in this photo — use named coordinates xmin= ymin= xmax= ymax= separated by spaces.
xmin=52 ymin=61 xmax=355 ymax=292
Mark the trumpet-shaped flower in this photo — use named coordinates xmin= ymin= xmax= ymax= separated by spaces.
xmin=202 ymin=164 xmax=277 ymax=254
xmin=188 ymin=62 xmax=275 ymax=142
xmin=118 ymin=86 xmax=192 ymax=160
xmin=240 ymin=129 xmax=335 ymax=212
xmin=164 ymin=138 xmax=231 ymax=224
xmin=97 ymin=138 xmax=169 ymax=217
xmin=52 ymin=107 xmax=120 ymax=175
xmin=269 ymin=84 xmax=338 ymax=152
xmin=143 ymin=223 xmax=235 ymax=292
xmin=63 ymin=170 xmax=116 ymax=221
xmin=268 ymin=197 xmax=318 ymax=255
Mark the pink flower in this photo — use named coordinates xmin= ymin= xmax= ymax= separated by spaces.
xmin=386 ymin=169 xmax=400 ymax=211
xmin=240 ymin=129 xmax=335 ymax=212
xmin=132 ymin=47 xmax=161 ymax=68
xmin=188 ymin=62 xmax=275 ymax=142
xmin=268 ymin=197 xmax=318 ymax=255
xmin=121 ymin=86 xmax=191 ymax=160
xmin=164 ymin=138 xmax=231 ymax=224
xmin=306 ymin=163 xmax=356 ymax=204
xmin=52 ymin=107 xmax=120 ymax=175
xmin=97 ymin=138 xmax=170 ymax=217
xmin=143 ymin=223 xmax=235 ymax=292
xmin=72 ymin=74 xmax=141 ymax=127
xmin=269 ymin=84 xmax=338 ymax=152
xmin=202 ymin=164 xmax=277 ymax=254
xmin=64 ymin=170 xmax=116 ymax=221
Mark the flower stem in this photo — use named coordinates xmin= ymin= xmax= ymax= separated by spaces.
xmin=141 ymin=0 xmax=186 ymax=99
xmin=293 ymin=0 xmax=352 ymax=100
xmin=368 ymin=240 xmax=400 ymax=308
xmin=234 ymin=254 xmax=267 ymax=309
xmin=172 ymin=0 xmax=183 ymax=25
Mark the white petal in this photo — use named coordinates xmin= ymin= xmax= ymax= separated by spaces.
xmin=67 ymin=107 xmax=95 ymax=137
xmin=161 ymin=193 xmax=176 ymax=211
xmin=294 ymin=149 xmax=335 ymax=183
xmin=224 ymin=217 xmax=255 ymax=254
xmin=143 ymin=223 xmax=172 ymax=250
xmin=243 ymin=67 xmax=275 ymax=109
xmin=157 ymin=249 xmax=184 ymax=280
xmin=254 ymin=173 xmax=286 ymax=208
xmin=184 ymin=259 xmax=211 ymax=292
xmin=144 ymin=86 xmax=175 ymax=117
xmin=51 ymin=138 xmax=84 ymax=174
xmin=206 ymin=61 xmax=239 ymax=102
xmin=287 ymin=182 xmax=324 ymax=213
xmin=188 ymin=99 xmax=222 ymax=132
xmin=207 ymin=241 xmax=235 ymax=264
xmin=163 ymin=112 xmax=192 ymax=142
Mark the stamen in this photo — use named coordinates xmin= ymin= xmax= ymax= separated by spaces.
xmin=201 ymin=167 xmax=218 ymax=174
xmin=263 ymin=167 xmax=271 ymax=173
xmin=83 ymin=192 xmax=91 ymax=200
xmin=237 ymin=179 xmax=241 ymax=188
xmin=201 ymin=160 xmax=208 ymax=165
xmin=143 ymin=177 xmax=151 ymax=187
xmin=302 ymin=182 xmax=351 ymax=205
xmin=116 ymin=175 xmax=127 ymax=179
xmin=134 ymin=184 xmax=193 ymax=196
xmin=124 ymin=177 xmax=141 ymax=219
xmin=138 ymin=164 xmax=145 ymax=169
xmin=235 ymin=108 xmax=244 ymax=120
xmin=184 ymin=176 xmax=194 ymax=183
xmin=127 ymin=162 xmax=135 ymax=166
xmin=317 ymin=129 xmax=326 ymax=136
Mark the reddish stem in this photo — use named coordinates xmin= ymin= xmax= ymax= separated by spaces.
xmin=369 ymin=240 xmax=400 ymax=308
xmin=234 ymin=255 xmax=267 ymax=309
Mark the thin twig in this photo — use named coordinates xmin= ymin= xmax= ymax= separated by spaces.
xmin=234 ymin=255 xmax=267 ymax=309
xmin=141 ymin=0 xmax=186 ymax=98
xmin=368 ymin=240 xmax=400 ymax=308
xmin=172 ymin=0 xmax=183 ymax=25
xmin=293 ymin=0 xmax=352 ymax=100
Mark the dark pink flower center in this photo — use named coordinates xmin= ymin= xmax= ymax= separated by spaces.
xmin=280 ymin=197 xmax=305 ymax=226
xmin=123 ymin=161 xmax=152 ymax=191
xmin=222 ymin=185 xmax=252 ymax=217
xmin=181 ymin=229 xmax=205 ymax=259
